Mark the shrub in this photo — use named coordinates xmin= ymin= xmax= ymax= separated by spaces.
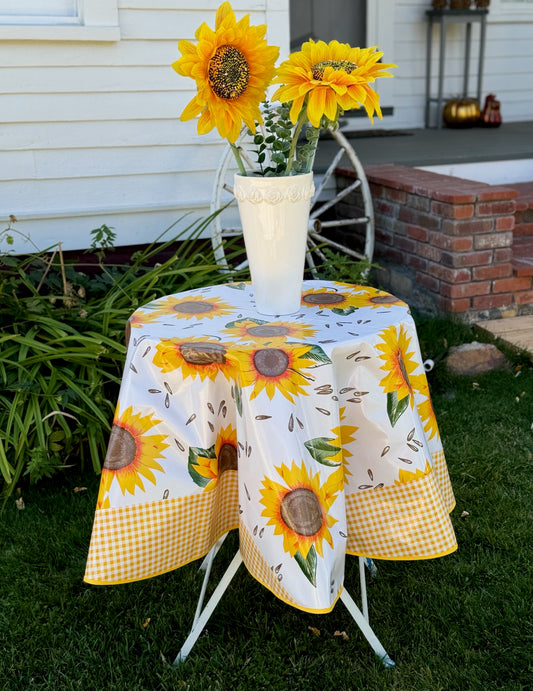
xmin=0 ymin=216 xmax=247 ymax=503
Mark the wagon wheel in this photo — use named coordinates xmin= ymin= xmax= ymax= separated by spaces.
xmin=210 ymin=126 xmax=374 ymax=276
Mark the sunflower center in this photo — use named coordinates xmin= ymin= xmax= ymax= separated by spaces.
xmin=208 ymin=45 xmax=249 ymax=100
xmin=311 ymin=59 xmax=358 ymax=80
xmin=104 ymin=425 xmax=137 ymax=470
xmin=370 ymin=295 xmax=398 ymax=305
xmin=180 ymin=342 xmax=226 ymax=365
xmin=247 ymin=325 xmax=290 ymax=338
xmin=173 ymin=301 xmax=213 ymax=314
xmin=253 ymin=348 xmax=289 ymax=377
xmin=218 ymin=443 xmax=238 ymax=473
xmin=280 ymin=488 xmax=323 ymax=536
xmin=303 ymin=292 xmax=344 ymax=305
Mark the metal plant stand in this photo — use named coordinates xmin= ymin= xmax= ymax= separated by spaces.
xmin=425 ymin=8 xmax=488 ymax=129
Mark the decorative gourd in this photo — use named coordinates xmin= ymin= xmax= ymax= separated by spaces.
xmin=442 ymin=98 xmax=480 ymax=127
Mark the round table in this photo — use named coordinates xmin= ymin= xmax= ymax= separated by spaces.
xmin=85 ymin=280 xmax=456 ymax=615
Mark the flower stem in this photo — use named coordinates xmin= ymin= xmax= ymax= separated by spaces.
xmin=285 ymin=108 xmax=309 ymax=176
xmin=302 ymin=126 xmax=321 ymax=173
xmin=230 ymin=143 xmax=247 ymax=176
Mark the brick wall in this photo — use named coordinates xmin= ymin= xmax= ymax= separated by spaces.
xmin=336 ymin=164 xmax=533 ymax=322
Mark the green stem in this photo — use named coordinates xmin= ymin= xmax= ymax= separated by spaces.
xmin=303 ymin=126 xmax=321 ymax=173
xmin=230 ymin=143 xmax=247 ymax=176
xmin=285 ymin=108 xmax=309 ymax=176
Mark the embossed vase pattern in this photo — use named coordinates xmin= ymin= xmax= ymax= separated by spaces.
xmin=234 ymin=173 xmax=314 ymax=315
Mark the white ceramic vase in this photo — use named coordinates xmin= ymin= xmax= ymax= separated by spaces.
xmin=234 ymin=172 xmax=314 ymax=315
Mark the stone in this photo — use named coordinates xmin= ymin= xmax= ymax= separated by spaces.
xmin=445 ymin=341 xmax=508 ymax=376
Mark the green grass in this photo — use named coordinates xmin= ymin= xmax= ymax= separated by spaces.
xmin=1 ymin=318 xmax=532 ymax=690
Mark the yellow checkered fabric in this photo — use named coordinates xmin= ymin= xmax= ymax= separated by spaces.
xmin=239 ymin=522 xmax=296 ymax=607
xmin=345 ymin=460 xmax=457 ymax=561
xmin=432 ymin=448 xmax=456 ymax=513
xmin=85 ymin=472 xmax=239 ymax=585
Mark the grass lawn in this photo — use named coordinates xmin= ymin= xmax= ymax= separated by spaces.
xmin=1 ymin=316 xmax=532 ymax=691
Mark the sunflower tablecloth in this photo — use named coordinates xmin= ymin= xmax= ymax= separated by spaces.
xmin=84 ymin=280 xmax=457 ymax=613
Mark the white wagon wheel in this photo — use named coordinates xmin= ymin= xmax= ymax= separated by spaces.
xmin=210 ymin=126 xmax=374 ymax=275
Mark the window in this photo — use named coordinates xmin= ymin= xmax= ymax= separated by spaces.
xmin=0 ymin=2 xmax=79 ymax=24
xmin=0 ymin=0 xmax=120 ymax=40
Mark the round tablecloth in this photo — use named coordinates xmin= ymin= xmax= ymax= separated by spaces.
xmin=85 ymin=280 xmax=456 ymax=613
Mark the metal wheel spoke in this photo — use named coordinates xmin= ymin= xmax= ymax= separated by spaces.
xmin=312 ymin=148 xmax=345 ymax=203
xmin=317 ymin=217 xmax=370 ymax=228
xmin=309 ymin=232 xmax=366 ymax=261
xmin=310 ymin=178 xmax=361 ymax=220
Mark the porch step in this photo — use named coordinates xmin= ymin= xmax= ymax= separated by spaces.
xmin=512 ymin=237 xmax=533 ymax=277
xmin=475 ymin=315 xmax=533 ymax=360
xmin=513 ymin=181 xmax=533 ymax=238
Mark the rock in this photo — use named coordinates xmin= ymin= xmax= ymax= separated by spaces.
xmin=445 ymin=341 xmax=508 ymax=376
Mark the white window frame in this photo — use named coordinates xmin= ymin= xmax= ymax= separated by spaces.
xmin=488 ymin=0 xmax=533 ymax=22
xmin=0 ymin=0 xmax=120 ymax=41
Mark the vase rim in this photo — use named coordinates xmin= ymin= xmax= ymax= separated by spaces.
xmin=234 ymin=171 xmax=313 ymax=180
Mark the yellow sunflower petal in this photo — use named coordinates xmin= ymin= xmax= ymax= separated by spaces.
xmin=172 ymin=2 xmax=278 ymax=144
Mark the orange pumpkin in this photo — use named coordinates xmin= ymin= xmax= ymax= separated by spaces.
xmin=442 ymin=98 xmax=481 ymax=127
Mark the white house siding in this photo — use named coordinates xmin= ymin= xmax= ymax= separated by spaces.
xmin=382 ymin=0 xmax=533 ymax=130
xmin=0 ymin=1 xmax=289 ymax=254
xmin=0 ymin=0 xmax=531 ymax=254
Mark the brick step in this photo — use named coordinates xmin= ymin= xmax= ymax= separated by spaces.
xmin=512 ymin=181 xmax=533 ymax=238
xmin=512 ymin=236 xmax=533 ymax=277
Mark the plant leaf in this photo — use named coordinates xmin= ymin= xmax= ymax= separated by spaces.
xmin=294 ymin=546 xmax=317 ymax=586
xmin=387 ymin=390 xmax=410 ymax=427
xmin=304 ymin=437 xmax=342 ymax=466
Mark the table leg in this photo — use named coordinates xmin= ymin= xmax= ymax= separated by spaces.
xmin=173 ymin=550 xmax=243 ymax=665
xmin=340 ymin=588 xmax=395 ymax=668
xmin=193 ymin=537 xmax=227 ymax=627
xmin=358 ymin=556 xmax=369 ymax=622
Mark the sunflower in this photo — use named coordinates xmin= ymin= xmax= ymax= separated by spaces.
xmin=272 ymin=39 xmax=396 ymax=127
xmin=152 ymin=336 xmax=235 ymax=382
xmin=395 ymin=459 xmax=432 ymax=486
xmin=259 ymin=461 xmax=341 ymax=559
xmin=233 ymin=342 xmax=317 ymax=403
xmin=128 ymin=310 xmax=162 ymax=329
xmin=222 ymin=318 xmax=317 ymax=343
xmin=416 ymin=379 xmax=440 ymax=441
xmin=376 ymin=325 xmax=425 ymax=402
xmin=172 ymin=2 xmax=279 ymax=142
xmin=342 ymin=287 xmax=406 ymax=310
xmin=97 ymin=405 xmax=169 ymax=501
xmin=301 ymin=285 xmax=368 ymax=311
xmin=188 ymin=424 xmax=238 ymax=490
xmin=215 ymin=424 xmax=238 ymax=474
xmin=147 ymin=294 xmax=234 ymax=321
xmin=329 ymin=407 xmax=357 ymax=483
xmin=189 ymin=451 xmax=218 ymax=491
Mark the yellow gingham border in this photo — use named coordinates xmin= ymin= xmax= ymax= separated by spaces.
xmin=84 ymin=472 xmax=239 ymax=585
xmin=345 ymin=451 xmax=457 ymax=561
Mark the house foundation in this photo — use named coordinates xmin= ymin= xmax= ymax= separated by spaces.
xmin=336 ymin=164 xmax=533 ymax=323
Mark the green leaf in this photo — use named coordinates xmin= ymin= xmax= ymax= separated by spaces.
xmin=224 ymin=317 xmax=267 ymax=329
xmin=234 ymin=383 xmax=243 ymax=417
xmin=387 ymin=390 xmax=410 ymax=427
xmin=303 ymin=344 xmax=332 ymax=365
xmin=294 ymin=546 xmax=317 ymax=586
xmin=332 ymin=306 xmax=357 ymax=316
xmin=304 ymin=437 xmax=342 ymax=466
xmin=0 ymin=437 xmax=14 ymax=483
